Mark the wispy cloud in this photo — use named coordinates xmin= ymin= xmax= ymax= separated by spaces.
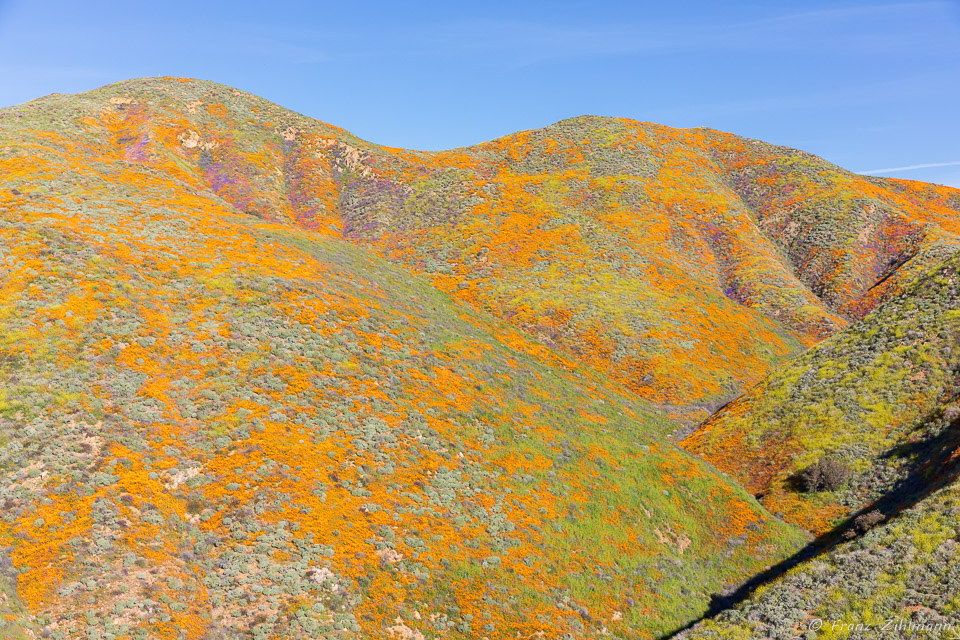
xmin=858 ymin=160 xmax=960 ymax=174
xmin=423 ymin=1 xmax=960 ymax=66
xmin=753 ymin=2 xmax=948 ymax=27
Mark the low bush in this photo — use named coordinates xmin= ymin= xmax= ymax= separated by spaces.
xmin=799 ymin=457 xmax=851 ymax=492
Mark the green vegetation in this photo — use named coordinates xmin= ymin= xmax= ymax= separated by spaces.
xmin=680 ymin=476 xmax=960 ymax=639
xmin=685 ymin=252 xmax=960 ymax=533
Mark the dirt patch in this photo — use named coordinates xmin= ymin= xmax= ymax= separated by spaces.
xmin=387 ymin=618 xmax=425 ymax=640
xmin=277 ymin=126 xmax=299 ymax=142
xmin=178 ymin=130 xmax=200 ymax=149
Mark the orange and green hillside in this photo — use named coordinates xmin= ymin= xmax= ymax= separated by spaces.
xmin=2 ymin=76 xmax=960 ymax=639
xmin=679 ymin=454 xmax=960 ymax=640
xmin=0 ymin=81 xmax=813 ymax=640
xmin=684 ymin=250 xmax=960 ymax=534
xmin=8 ymin=77 xmax=957 ymax=422
xmin=680 ymin=319 xmax=960 ymax=638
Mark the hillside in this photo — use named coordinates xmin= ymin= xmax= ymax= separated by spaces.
xmin=679 ymin=464 xmax=960 ymax=640
xmin=5 ymin=78 xmax=958 ymax=422
xmin=684 ymin=251 xmax=960 ymax=534
xmin=673 ymin=207 xmax=960 ymax=636
xmin=0 ymin=87 xmax=812 ymax=639
xmin=679 ymin=324 xmax=960 ymax=637
xmin=2 ymin=76 xmax=960 ymax=639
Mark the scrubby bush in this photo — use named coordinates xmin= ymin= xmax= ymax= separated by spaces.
xmin=844 ymin=510 xmax=885 ymax=539
xmin=799 ymin=457 xmax=851 ymax=492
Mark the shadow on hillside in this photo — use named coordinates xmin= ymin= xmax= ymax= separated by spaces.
xmin=663 ymin=408 xmax=960 ymax=639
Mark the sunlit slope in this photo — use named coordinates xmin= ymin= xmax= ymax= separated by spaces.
xmin=8 ymin=78 xmax=957 ymax=417
xmin=703 ymin=139 xmax=960 ymax=319
xmin=684 ymin=252 xmax=960 ymax=533
xmin=0 ymin=108 xmax=808 ymax=639
xmin=327 ymin=118 xmax=960 ymax=411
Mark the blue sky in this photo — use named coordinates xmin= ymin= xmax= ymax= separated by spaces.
xmin=1 ymin=0 xmax=958 ymax=186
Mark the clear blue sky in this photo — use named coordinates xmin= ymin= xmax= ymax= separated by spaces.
xmin=1 ymin=0 xmax=958 ymax=186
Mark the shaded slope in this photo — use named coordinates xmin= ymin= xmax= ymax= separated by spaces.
xmin=678 ymin=459 xmax=960 ymax=640
xmin=0 ymin=107 xmax=808 ymax=638
xmin=7 ymin=78 xmax=958 ymax=419
xmin=684 ymin=251 xmax=960 ymax=533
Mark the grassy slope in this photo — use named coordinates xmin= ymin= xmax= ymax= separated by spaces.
xmin=0 ymin=89 xmax=809 ymax=639
xmin=684 ymin=252 xmax=960 ymax=534
xmin=11 ymin=77 xmax=958 ymax=422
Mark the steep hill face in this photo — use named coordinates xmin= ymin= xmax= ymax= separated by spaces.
xmin=7 ymin=77 xmax=957 ymax=420
xmin=0 ymin=89 xmax=812 ymax=639
xmin=684 ymin=252 xmax=960 ymax=534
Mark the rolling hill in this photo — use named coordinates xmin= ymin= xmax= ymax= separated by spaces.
xmin=1 ymin=76 xmax=959 ymax=639
xmin=7 ymin=77 xmax=957 ymax=423
xmin=0 ymin=80 xmax=813 ymax=640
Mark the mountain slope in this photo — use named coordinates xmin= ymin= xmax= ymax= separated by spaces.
xmin=3 ymin=76 xmax=960 ymax=639
xmin=7 ymin=77 xmax=958 ymax=420
xmin=0 ymin=98 xmax=809 ymax=638
xmin=684 ymin=251 xmax=960 ymax=534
